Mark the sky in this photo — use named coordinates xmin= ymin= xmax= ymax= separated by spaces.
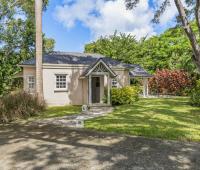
xmin=43 ymin=0 xmax=178 ymax=52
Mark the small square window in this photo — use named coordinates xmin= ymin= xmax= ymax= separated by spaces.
xmin=56 ymin=75 xmax=67 ymax=89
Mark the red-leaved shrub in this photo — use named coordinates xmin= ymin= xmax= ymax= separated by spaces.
xmin=149 ymin=69 xmax=192 ymax=95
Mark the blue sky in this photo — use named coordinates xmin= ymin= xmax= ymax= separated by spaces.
xmin=43 ymin=0 xmax=177 ymax=52
xmin=43 ymin=0 xmax=91 ymax=52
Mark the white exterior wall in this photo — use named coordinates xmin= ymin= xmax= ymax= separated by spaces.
xmin=42 ymin=66 xmax=87 ymax=106
xmin=23 ymin=65 xmax=130 ymax=106
xmin=113 ymin=69 xmax=130 ymax=87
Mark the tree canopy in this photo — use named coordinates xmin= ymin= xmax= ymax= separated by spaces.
xmin=85 ymin=25 xmax=198 ymax=74
xmin=0 ymin=0 xmax=55 ymax=95
xmin=125 ymin=0 xmax=200 ymax=72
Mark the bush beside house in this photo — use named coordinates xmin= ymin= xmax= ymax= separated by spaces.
xmin=0 ymin=91 xmax=45 ymax=123
xmin=111 ymin=86 xmax=140 ymax=105
xmin=190 ymin=80 xmax=200 ymax=106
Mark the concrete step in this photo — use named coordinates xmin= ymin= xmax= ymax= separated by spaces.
xmin=88 ymin=106 xmax=113 ymax=114
xmin=81 ymin=104 xmax=113 ymax=114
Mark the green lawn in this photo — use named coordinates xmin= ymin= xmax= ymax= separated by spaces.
xmin=34 ymin=105 xmax=81 ymax=119
xmin=85 ymin=97 xmax=200 ymax=142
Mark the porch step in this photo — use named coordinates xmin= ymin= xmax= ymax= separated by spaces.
xmin=83 ymin=105 xmax=113 ymax=115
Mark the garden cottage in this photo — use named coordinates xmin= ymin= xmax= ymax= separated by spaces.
xmin=20 ymin=52 xmax=152 ymax=106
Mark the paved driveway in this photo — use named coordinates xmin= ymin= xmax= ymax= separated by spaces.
xmin=0 ymin=123 xmax=200 ymax=170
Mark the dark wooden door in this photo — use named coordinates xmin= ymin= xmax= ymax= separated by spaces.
xmin=92 ymin=77 xmax=100 ymax=103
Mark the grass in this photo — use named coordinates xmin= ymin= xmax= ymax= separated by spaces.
xmin=33 ymin=105 xmax=81 ymax=119
xmin=85 ymin=97 xmax=200 ymax=142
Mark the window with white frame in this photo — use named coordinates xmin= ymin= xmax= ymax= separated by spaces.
xmin=56 ymin=74 xmax=67 ymax=89
xmin=28 ymin=76 xmax=35 ymax=89
xmin=112 ymin=78 xmax=118 ymax=88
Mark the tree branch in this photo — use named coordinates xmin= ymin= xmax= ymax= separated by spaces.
xmin=195 ymin=0 xmax=200 ymax=35
xmin=174 ymin=0 xmax=200 ymax=68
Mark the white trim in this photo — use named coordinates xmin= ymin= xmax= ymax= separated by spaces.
xmin=19 ymin=65 xmax=35 ymax=68
xmin=111 ymin=78 xmax=119 ymax=88
xmin=55 ymin=74 xmax=68 ymax=90
xmin=88 ymin=75 xmax=92 ymax=105
xmin=26 ymin=75 xmax=35 ymax=92
xmin=85 ymin=59 xmax=116 ymax=77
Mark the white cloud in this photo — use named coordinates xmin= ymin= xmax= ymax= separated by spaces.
xmin=153 ymin=0 xmax=178 ymax=26
xmin=54 ymin=0 xmax=178 ymax=40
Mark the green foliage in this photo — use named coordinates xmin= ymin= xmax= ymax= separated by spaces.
xmin=0 ymin=91 xmax=46 ymax=123
xmin=84 ymin=25 xmax=198 ymax=74
xmin=85 ymin=31 xmax=138 ymax=64
xmin=111 ymin=86 xmax=140 ymax=105
xmin=0 ymin=0 xmax=54 ymax=96
xmin=44 ymin=38 xmax=55 ymax=53
xmin=190 ymin=80 xmax=200 ymax=106
xmin=11 ymin=77 xmax=23 ymax=91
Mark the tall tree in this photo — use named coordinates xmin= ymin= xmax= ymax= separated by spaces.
xmin=125 ymin=0 xmax=200 ymax=72
xmin=35 ymin=0 xmax=43 ymax=101
xmin=0 ymin=0 xmax=54 ymax=96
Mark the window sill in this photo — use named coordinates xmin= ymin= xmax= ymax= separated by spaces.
xmin=54 ymin=89 xmax=68 ymax=92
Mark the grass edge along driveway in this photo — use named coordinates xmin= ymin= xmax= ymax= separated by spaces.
xmin=31 ymin=105 xmax=81 ymax=120
xmin=85 ymin=97 xmax=200 ymax=142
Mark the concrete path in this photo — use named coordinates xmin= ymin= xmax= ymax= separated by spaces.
xmin=0 ymin=123 xmax=200 ymax=170
xmin=31 ymin=112 xmax=108 ymax=128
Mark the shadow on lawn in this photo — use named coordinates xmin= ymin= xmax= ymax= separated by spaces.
xmin=85 ymin=98 xmax=200 ymax=141
xmin=0 ymin=123 xmax=200 ymax=169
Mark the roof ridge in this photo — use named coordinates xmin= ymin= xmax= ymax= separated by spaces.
xmin=48 ymin=51 xmax=105 ymax=58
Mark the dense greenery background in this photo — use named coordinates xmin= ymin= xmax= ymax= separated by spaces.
xmin=1 ymin=1 xmax=200 ymax=97
xmin=85 ymin=24 xmax=199 ymax=74
xmin=0 ymin=0 xmax=55 ymax=95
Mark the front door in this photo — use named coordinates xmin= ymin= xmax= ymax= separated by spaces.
xmin=92 ymin=77 xmax=100 ymax=103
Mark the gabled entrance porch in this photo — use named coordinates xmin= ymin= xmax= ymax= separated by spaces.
xmin=89 ymin=74 xmax=111 ymax=106
xmin=80 ymin=58 xmax=116 ymax=107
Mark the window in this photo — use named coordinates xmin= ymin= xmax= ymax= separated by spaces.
xmin=112 ymin=79 xmax=118 ymax=88
xmin=28 ymin=76 xmax=35 ymax=89
xmin=56 ymin=75 xmax=67 ymax=89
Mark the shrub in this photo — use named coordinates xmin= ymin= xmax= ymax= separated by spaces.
xmin=0 ymin=91 xmax=46 ymax=123
xmin=111 ymin=86 xmax=140 ymax=105
xmin=149 ymin=69 xmax=192 ymax=96
xmin=190 ymin=80 xmax=200 ymax=106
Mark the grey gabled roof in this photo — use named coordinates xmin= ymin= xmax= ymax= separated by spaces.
xmin=21 ymin=51 xmax=124 ymax=66
xmin=21 ymin=51 xmax=152 ymax=78
xmin=125 ymin=64 xmax=153 ymax=78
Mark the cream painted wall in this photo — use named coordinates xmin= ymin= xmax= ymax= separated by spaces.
xmin=23 ymin=67 xmax=36 ymax=93
xmin=43 ymin=67 xmax=86 ymax=106
xmin=23 ymin=65 xmax=130 ymax=106
xmin=113 ymin=69 xmax=130 ymax=87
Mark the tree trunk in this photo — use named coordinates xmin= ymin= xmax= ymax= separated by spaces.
xmin=35 ymin=0 xmax=44 ymax=102
xmin=174 ymin=0 xmax=200 ymax=72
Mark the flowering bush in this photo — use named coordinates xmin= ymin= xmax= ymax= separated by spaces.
xmin=149 ymin=69 xmax=192 ymax=95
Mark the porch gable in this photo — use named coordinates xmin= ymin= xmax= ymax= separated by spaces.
xmin=80 ymin=58 xmax=117 ymax=78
